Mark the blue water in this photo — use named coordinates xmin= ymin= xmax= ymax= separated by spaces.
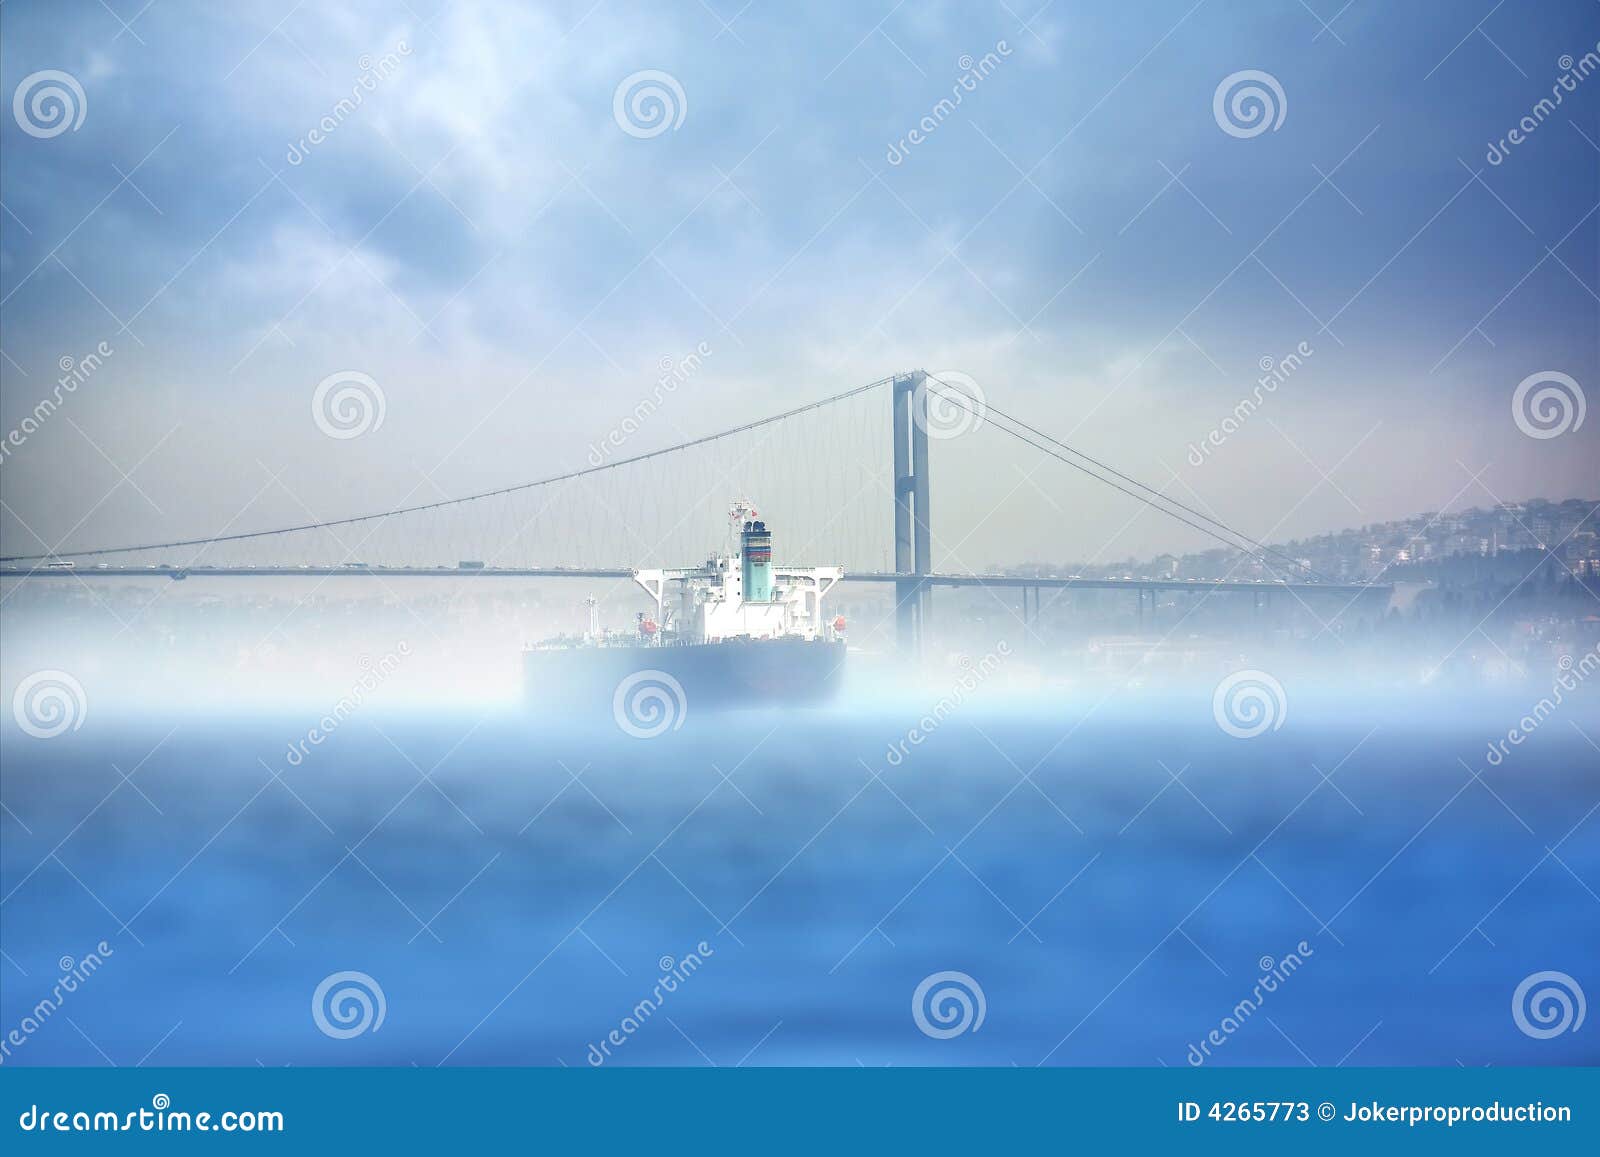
xmin=2 ymin=691 xmax=1597 ymax=1067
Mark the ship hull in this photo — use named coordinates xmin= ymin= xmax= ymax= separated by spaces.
xmin=523 ymin=637 xmax=846 ymax=716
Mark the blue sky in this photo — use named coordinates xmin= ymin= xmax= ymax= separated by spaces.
xmin=1 ymin=0 xmax=1596 ymax=567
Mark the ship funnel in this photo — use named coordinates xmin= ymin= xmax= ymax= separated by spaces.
xmin=741 ymin=519 xmax=773 ymax=602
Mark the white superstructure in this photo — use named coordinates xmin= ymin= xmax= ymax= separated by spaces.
xmin=631 ymin=502 xmax=843 ymax=645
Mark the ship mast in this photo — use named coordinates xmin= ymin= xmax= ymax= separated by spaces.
xmin=727 ymin=498 xmax=758 ymax=550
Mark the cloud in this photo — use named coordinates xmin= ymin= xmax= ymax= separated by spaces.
xmin=1 ymin=0 xmax=1595 ymax=566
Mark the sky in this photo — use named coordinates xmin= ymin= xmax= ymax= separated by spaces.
xmin=0 ymin=0 xmax=1597 ymax=570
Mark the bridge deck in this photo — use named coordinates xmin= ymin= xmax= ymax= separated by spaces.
xmin=0 ymin=565 xmax=1387 ymax=595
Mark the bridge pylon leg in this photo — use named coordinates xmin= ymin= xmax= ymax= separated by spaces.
xmin=893 ymin=376 xmax=915 ymax=653
xmin=911 ymin=373 xmax=931 ymax=639
xmin=892 ymin=371 xmax=931 ymax=655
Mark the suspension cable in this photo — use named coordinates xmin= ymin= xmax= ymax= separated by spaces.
xmin=0 ymin=375 xmax=897 ymax=562
xmin=919 ymin=374 xmax=1332 ymax=582
xmin=7 ymin=369 xmax=1333 ymax=580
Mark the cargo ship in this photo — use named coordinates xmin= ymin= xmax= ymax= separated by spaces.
xmin=523 ymin=503 xmax=847 ymax=724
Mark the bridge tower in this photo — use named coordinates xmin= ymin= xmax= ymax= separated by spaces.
xmin=892 ymin=371 xmax=932 ymax=652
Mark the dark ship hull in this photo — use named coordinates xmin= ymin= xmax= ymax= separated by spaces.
xmin=524 ymin=637 xmax=846 ymax=715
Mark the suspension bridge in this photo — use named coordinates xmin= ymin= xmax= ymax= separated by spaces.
xmin=0 ymin=371 xmax=1390 ymax=648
